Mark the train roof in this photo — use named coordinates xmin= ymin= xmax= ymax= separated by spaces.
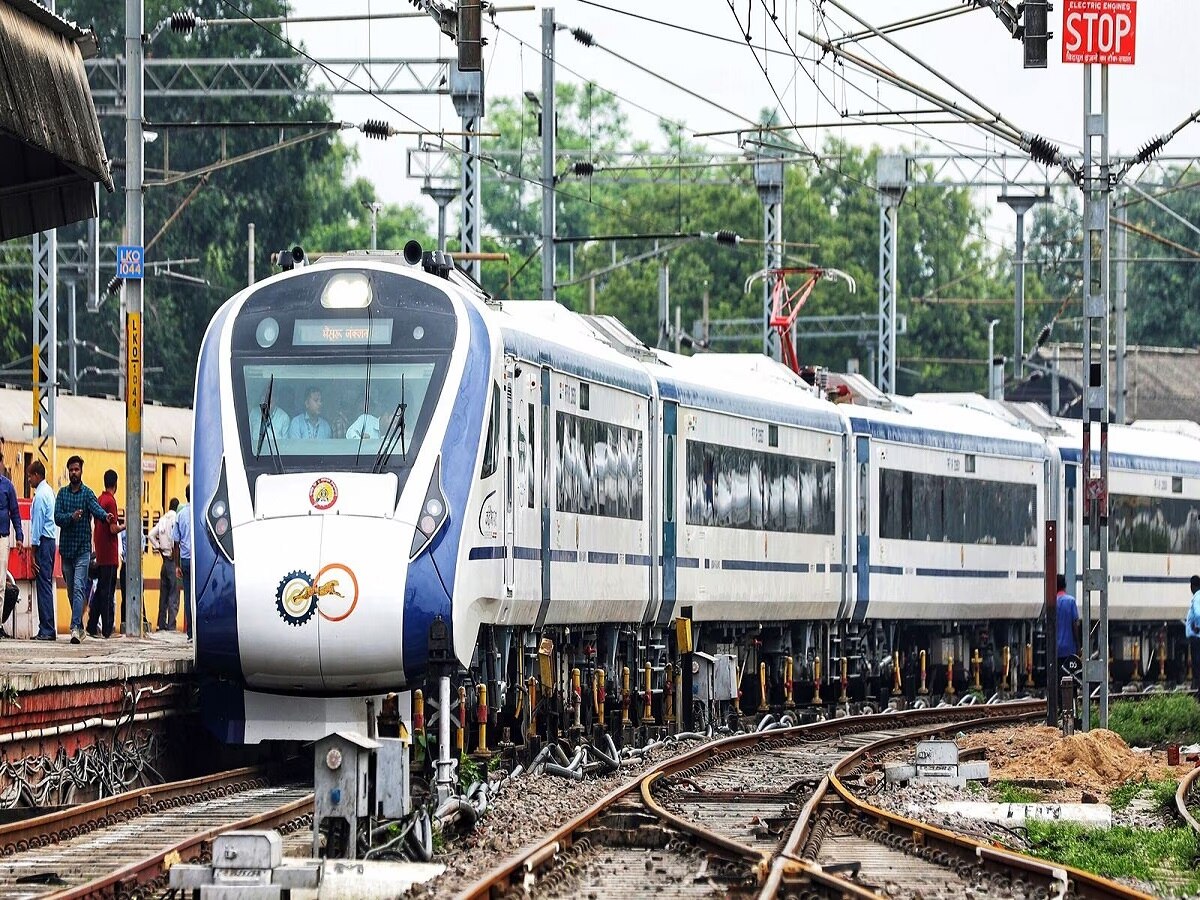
xmin=0 ymin=386 xmax=191 ymax=456
xmin=494 ymin=301 xmax=655 ymax=396
xmin=647 ymin=349 xmax=846 ymax=433
xmin=844 ymin=393 xmax=1049 ymax=460
xmin=1048 ymin=416 xmax=1200 ymax=475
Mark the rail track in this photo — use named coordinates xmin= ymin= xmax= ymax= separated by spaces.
xmin=1175 ymin=762 xmax=1200 ymax=835
xmin=462 ymin=701 xmax=1152 ymax=900
xmin=0 ymin=766 xmax=312 ymax=899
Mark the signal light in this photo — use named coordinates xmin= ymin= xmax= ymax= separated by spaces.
xmin=1021 ymin=0 xmax=1051 ymax=69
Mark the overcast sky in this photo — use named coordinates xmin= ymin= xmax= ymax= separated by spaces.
xmin=280 ymin=0 xmax=1200 ymax=236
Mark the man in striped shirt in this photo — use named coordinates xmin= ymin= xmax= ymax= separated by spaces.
xmin=54 ymin=456 xmax=115 ymax=644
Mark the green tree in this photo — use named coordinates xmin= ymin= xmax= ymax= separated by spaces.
xmin=3 ymin=0 xmax=430 ymax=407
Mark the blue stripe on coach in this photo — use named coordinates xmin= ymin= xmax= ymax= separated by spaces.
xmin=403 ymin=300 xmax=491 ymax=684
xmin=194 ymin=301 xmax=241 ymax=686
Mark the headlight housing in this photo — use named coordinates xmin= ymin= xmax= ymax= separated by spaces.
xmin=410 ymin=457 xmax=448 ymax=560
xmin=205 ymin=462 xmax=234 ymax=562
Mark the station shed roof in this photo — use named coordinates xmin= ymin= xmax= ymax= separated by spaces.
xmin=0 ymin=0 xmax=112 ymax=241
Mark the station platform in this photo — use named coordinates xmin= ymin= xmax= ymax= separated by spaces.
xmin=0 ymin=632 xmax=194 ymax=769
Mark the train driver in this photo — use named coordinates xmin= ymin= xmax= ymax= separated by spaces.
xmin=286 ymin=386 xmax=332 ymax=440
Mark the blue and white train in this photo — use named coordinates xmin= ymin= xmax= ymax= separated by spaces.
xmin=191 ymin=245 xmax=1200 ymax=743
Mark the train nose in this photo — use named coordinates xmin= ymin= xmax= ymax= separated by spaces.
xmin=236 ymin=514 xmax=416 ymax=693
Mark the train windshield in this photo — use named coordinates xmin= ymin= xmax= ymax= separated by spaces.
xmin=230 ymin=266 xmax=457 ymax=480
xmin=242 ymin=361 xmax=436 ymax=464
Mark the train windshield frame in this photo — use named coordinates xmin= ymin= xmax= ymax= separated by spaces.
xmin=229 ymin=267 xmax=457 ymax=485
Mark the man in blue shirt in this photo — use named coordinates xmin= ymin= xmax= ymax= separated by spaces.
xmin=286 ymin=387 xmax=332 ymax=440
xmin=172 ymin=485 xmax=193 ymax=640
xmin=1056 ymin=574 xmax=1081 ymax=660
xmin=26 ymin=460 xmax=56 ymax=640
xmin=1185 ymin=575 xmax=1200 ymax=690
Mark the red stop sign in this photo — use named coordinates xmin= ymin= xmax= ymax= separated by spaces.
xmin=1063 ymin=0 xmax=1137 ymax=65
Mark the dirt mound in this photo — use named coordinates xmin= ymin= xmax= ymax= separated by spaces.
xmin=993 ymin=728 xmax=1178 ymax=786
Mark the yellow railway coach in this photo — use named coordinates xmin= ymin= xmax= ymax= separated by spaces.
xmin=0 ymin=387 xmax=191 ymax=636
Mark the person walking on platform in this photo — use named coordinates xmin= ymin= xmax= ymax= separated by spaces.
xmin=1185 ymin=575 xmax=1200 ymax=690
xmin=150 ymin=499 xmax=179 ymax=631
xmin=172 ymin=486 xmax=193 ymax=640
xmin=0 ymin=451 xmax=24 ymax=607
xmin=85 ymin=470 xmax=125 ymax=638
xmin=27 ymin=461 xmax=56 ymax=640
xmin=54 ymin=456 xmax=115 ymax=644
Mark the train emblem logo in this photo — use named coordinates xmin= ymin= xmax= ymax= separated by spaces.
xmin=309 ymin=477 xmax=338 ymax=510
xmin=275 ymin=563 xmax=360 ymax=626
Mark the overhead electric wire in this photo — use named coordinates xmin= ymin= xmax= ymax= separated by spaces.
xmin=212 ymin=0 xmax=713 ymax=241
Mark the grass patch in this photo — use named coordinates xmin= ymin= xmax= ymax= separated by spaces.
xmin=1103 ymin=694 xmax=1200 ymax=747
xmin=1109 ymin=777 xmax=1179 ymax=811
xmin=1025 ymin=822 xmax=1200 ymax=895
xmin=994 ymin=780 xmax=1041 ymax=804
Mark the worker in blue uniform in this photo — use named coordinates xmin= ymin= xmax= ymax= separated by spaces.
xmin=1185 ymin=575 xmax=1200 ymax=690
xmin=1056 ymin=574 xmax=1080 ymax=662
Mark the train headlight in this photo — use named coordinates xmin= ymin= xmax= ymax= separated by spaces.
xmin=205 ymin=462 xmax=235 ymax=562
xmin=321 ymin=272 xmax=372 ymax=309
xmin=410 ymin=457 xmax=448 ymax=561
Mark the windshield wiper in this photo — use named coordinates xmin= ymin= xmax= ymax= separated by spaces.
xmin=255 ymin=374 xmax=283 ymax=473
xmin=373 ymin=374 xmax=407 ymax=473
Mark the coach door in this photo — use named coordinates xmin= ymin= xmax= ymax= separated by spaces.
xmin=851 ymin=434 xmax=871 ymax=623
xmin=535 ymin=365 xmax=552 ymax=629
xmin=654 ymin=400 xmax=678 ymax=626
xmin=503 ymin=356 xmax=516 ymax=593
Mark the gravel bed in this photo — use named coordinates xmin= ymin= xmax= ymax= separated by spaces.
xmin=403 ymin=739 xmax=706 ymax=898
xmin=847 ymin=725 xmax=1182 ymax=897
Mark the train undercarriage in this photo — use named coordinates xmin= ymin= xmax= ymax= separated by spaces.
xmin=409 ymin=616 xmax=1193 ymax=771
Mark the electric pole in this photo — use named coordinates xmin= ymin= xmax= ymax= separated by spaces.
xmin=124 ymin=0 xmax=145 ymax=636
xmin=541 ymin=7 xmax=556 ymax=301
xmin=999 ymin=191 xmax=1050 ymax=382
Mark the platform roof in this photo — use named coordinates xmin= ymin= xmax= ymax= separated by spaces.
xmin=0 ymin=0 xmax=112 ymax=241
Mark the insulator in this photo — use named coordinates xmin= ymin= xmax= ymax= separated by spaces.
xmin=572 ymin=161 xmax=595 ymax=177
xmin=1135 ymin=135 xmax=1167 ymax=166
xmin=571 ymin=27 xmax=595 ymax=47
xmin=170 ymin=10 xmax=199 ymax=33
xmin=105 ymin=275 xmax=123 ymax=296
xmin=361 ymin=119 xmax=393 ymax=140
xmin=1021 ymin=132 xmax=1063 ymax=167
xmin=714 ymin=229 xmax=739 ymax=245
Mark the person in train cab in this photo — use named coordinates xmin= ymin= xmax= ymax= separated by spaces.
xmin=85 ymin=470 xmax=126 ymax=639
xmin=1055 ymin=574 xmax=1081 ymax=662
xmin=172 ymin=486 xmax=193 ymax=640
xmin=54 ymin=456 xmax=116 ymax=644
xmin=1186 ymin=575 xmax=1200 ymax=691
xmin=345 ymin=394 xmax=390 ymax=441
xmin=249 ymin=378 xmax=290 ymax=439
xmin=26 ymin=461 xmax=56 ymax=641
xmin=0 ymin=449 xmax=24 ymax=604
xmin=150 ymin=498 xmax=179 ymax=631
xmin=285 ymin=386 xmax=332 ymax=440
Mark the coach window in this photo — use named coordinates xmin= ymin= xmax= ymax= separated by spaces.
xmin=1110 ymin=494 xmax=1200 ymax=554
xmin=749 ymin=454 xmax=764 ymax=529
xmin=481 ymin=384 xmax=500 ymax=478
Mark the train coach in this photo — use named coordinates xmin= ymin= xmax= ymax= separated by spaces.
xmin=189 ymin=244 xmax=1200 ymax=748
xmin=0 ymin=388 xmax=191 ymax=635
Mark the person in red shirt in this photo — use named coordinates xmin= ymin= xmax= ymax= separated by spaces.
xmin=86 ymin=469 xmax=126 ymax=638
